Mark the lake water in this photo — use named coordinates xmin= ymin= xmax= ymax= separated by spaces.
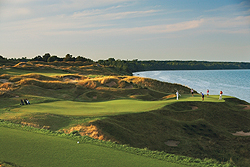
xmin=133 ymin=69 xmax=250 ymax=103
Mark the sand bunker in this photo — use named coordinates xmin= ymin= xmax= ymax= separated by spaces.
xmin=164 ymin=140 xmax=180 ymax=147
xmin=106 ymin=81 xmax=117 ymax=87
xmin=232 ymin=131 xmax=250 ymax=136
xmin=192 ymin=106 xmax=198 ymax=110
xmin=240 ymin=105 xmax=250 ymax=110
xmin=0 ymin=79 xmax=9 ymax=83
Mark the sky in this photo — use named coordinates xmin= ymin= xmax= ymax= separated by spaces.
xmin=0 ymin=0 xmax=249 ymax=62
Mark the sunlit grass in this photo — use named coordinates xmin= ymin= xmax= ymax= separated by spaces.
xmin=0 ymin=68 xmax=71 ymax=76
xmin=12 ymin=99 xmax=169 ymax=116
xmin=10 ymin=95 xmax=229 ymax=117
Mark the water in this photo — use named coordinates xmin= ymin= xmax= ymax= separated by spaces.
xmin=133 ymin=69 xmax=250 ymax=103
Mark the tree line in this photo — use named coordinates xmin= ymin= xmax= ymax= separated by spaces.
xmin=97 ymin=58 xmax=250 ymax=73
xmin=0 ymin=53 xmax=93 ymax=63
xmin=1 ymin=54 xmax=250 ymax=73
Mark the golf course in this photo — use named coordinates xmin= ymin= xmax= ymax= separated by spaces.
xmin=1 ymin=61 xmax=249 ymax=167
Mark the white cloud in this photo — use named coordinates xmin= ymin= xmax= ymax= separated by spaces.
xmin=48 ymin=0 xmax=134 ymax=12
xmin=0 ymin=7 xmax=31 ymax=19
xmin=72 ymin=9 xmax=159 ymax=20
xmin=202 ymin=16 xmax=250 ymax=34
xmin=122 ymin=19 xmax=204 ymax=34
xmin=41 ymin=19 xmax=204 ymax=37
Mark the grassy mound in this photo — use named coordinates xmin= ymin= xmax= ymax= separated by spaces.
xmin=92 ymin=98 xmax=250 ymax=166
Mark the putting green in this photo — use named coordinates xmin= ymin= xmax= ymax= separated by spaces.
xmin=12 ymin=99 xmax=168 ymax=116
xmin=11 ymin=95 xmax=227 ymax=117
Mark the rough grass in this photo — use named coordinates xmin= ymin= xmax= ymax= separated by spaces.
xmin=123 ymin=76 xmax=193 ymax=94
xmin=17 ymin=78 xmax=76 ymax=89
xmin=0 ymin=67 xmax=71 ymax=76
xmin=92 ymin=98 xmax=250 ymax=167
xmin=9 ymin=73 xmax=60 ymax=82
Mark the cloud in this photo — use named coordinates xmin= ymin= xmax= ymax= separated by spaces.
xmin=0 ymin=7 xmax=31 ymax=19
xmin=48 ymin=0 xmax=134 ymax=12
xmin=122 ymin=19 xmax=204 ymax=34
xmin=202 ymin=16 xmax=250 ymax=34
xmin=42 ymin=19 xmax=204 ymax=37
xmin=72 ymin=9 xmax=159 ymax=20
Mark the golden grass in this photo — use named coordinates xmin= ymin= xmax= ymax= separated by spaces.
xmin=63 ymin=124 xmax=114 ymax=141
xmin=0 ymin=74 xmax=11 ymax=79
xmin=99 ymin=76 xmax=119 ymax=84
xmin=0 ymin=82 xmax=14 ymax=93
xmin=17 ymin=78 xmax=76 ymax=89
xmin=9 ymin=73 xmax=60 ymax=82
xmin=123 ymin=76 xmax=191 ymax=94
xmin=162 ymin=94 xmax=176 ymax=99
xmin=0 ymin=82 xmax=13 ymax=89
xmin=77 ymin=80 xmax=99 ymax=89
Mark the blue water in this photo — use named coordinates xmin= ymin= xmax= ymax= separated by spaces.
xmin=134 ymin=69 xmax=250 ymax=103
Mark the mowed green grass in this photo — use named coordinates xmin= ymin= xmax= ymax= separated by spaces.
xmin=0 ymin=127 xmax=186 ymax=167
xmin=12 ymin=99 xmax=168 ymax=116
xmin=11 ymin=95 xmax=228 ymax=117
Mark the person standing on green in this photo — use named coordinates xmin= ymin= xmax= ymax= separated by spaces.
xmin=176 ymin=90 xmax=179 ymax=100
xmin=219 ymin=91 xmax=223 ymax=100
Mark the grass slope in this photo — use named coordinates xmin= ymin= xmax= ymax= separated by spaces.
xmin=92 ymin=98 xmax=250 ymax=167
xmin=0 ymin=126 xmax=186 ymax=167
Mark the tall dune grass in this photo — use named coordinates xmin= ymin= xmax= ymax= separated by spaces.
xmin=9 ymin=74 xmax=59 ymax=82
xmin=17 ymin=78 xmax=75 ymax=89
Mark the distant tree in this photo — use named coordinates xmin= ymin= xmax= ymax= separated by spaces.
xmin=75 ymin=56 xmax=87 ymax=62
xmin=32 ymin=55 xmax=43 ymax=61
xmin=64 ymin=54 xmax=75 ymax=61
xmin=0 ymin=55 xmax=6 ymax=63
xmin=108 ymin=58 xmax=115 ymax=62
xmin=43 ymin=53 xmax=51 ymax=62
xmin=20 ymin=57 xmax=27 ymax=62
xmin=47 ymin=55 xmax=58 ymax=62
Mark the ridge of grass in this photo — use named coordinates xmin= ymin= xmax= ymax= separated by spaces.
xmin=91 ymin=98 xmax=250 ymax=167
xmin=0 ymin=120 xmax=233 ymax=167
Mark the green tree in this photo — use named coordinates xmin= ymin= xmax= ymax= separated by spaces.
xmin=43 ymin=53 xmax=51 ymax=62
xmin=32 ymin=55 xmax=43 ymax=61
xmin=64 ymin=54 xmax=75 ymax=61
xmin=47 ymin=55 xmax=58 ymax=62
xmin=76 ymin=56 xmax=87 ymax=62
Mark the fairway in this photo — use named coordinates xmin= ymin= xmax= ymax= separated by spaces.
xmin=0 ymin=127 xmax=186 ymax=167
xmin=12 ymin=99 xmax=169 ymax=116
xmin=11 ymin=95 xmax=227 ymax=117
